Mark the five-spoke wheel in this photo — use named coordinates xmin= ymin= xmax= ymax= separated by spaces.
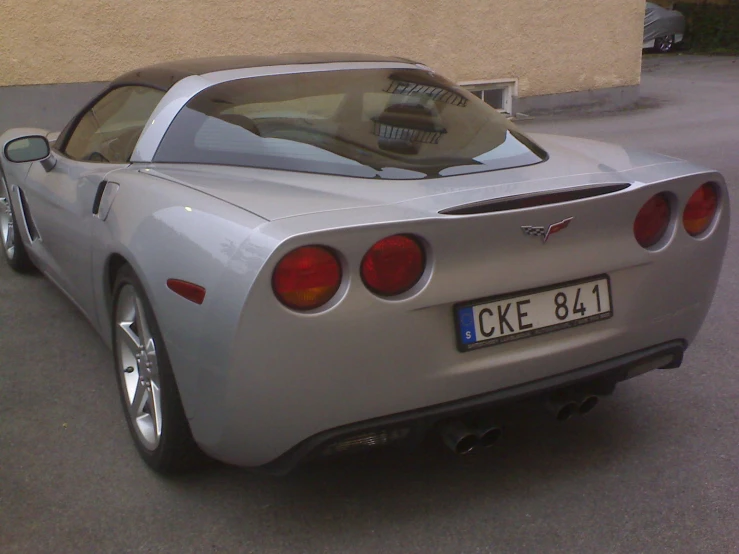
xmin=115 ymin=283 xmax=163 ymax=450
xmin=112 ymin=264 xmax=204 ymax=473
xmin=0 ymin=169 xmax=33 ymax=272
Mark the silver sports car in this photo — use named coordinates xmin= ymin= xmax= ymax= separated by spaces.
xmin=0 ymin=53 xmax=729 ymax=474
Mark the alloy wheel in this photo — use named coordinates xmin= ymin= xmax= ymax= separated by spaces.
xmin=115 ymin=284 xmax=163 ymax=450
xmin=0 ymin=174 xmax=15 ymax=260
xmin=658 ymin=35 xmax=675 ymax=52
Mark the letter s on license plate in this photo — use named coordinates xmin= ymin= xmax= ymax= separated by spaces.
xmin=454 ymin=275 xmax=613 ymax=352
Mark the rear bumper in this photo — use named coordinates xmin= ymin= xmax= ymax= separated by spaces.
xmin=194 ymin=255 xmax=721 ymax=469
xmin=258 ymin=340 xmax=685 ymax=474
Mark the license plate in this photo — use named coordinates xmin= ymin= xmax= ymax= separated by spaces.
xmin=454 ymin=275 xmax=613 ymax=352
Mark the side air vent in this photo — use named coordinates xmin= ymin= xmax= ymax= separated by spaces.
xmin=17 ymin=189 xmax=40 ymax=240
xmin=439 ymin=184 xmax=630 ymax=216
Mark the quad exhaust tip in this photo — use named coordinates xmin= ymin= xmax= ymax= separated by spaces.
xmin=439 ymin=419 xmax=479 ymax=455
xmin=555 ymin=401 xmax=579 ymax=421
xmin=478 ymin=427 xmax=502 ymax=448
xmin=578 ymin=395 xmax=599 ymax=414
xmin=438 ymin=418 xmax=502 ymax=455
xmin=439 ymin=392 xmax=601 ymax=455
xmin=550 ymin=394 xmax=601 ymax=421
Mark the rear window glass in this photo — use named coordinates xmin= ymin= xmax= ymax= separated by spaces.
xmin=154 ymin=68 xmax=547 ymax=180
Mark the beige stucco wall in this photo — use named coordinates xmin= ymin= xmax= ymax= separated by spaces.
xmin=1 ymin=0 xmax=645 ymax=97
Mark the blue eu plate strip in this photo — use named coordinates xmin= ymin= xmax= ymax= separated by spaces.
xmin=457 ymin=306 xmax=477 ymax=345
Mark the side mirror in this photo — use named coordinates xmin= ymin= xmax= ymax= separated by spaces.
xmin=4 ymin=135 xmax=56 ymax=171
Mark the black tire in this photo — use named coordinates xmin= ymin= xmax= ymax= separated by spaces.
xmin=111 ymin=264 xmax=207 ymax=474
xmin=0 ymin=168 xmax=35 ymax=273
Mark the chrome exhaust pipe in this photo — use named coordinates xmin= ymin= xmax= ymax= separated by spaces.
xmin=466 ymin=415 xmax=503 ymax=448
xmin=546 ymin=397 xmax=579 ymax=421
xmin=547 ymin=388 xmax=601 ymax=420
xmin=578 ymin=395 xmax=599 ymax=414
xmin=438 ymin=419 xmax=479 ymax=455
xmin=556 ymin=402 xmax=578 ymax=421
xmin=478 ymin=426 xmax=502 ymax=448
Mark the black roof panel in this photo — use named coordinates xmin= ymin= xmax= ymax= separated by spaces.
xmin=110 ymin=52 xmax=421 ymax=91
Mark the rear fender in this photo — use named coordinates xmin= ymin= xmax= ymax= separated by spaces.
xmin=93 ymin=169 xmax=271 ymax=421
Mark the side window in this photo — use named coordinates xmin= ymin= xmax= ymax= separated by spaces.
xmin=63 ymin=86 xmax=164 ymax=163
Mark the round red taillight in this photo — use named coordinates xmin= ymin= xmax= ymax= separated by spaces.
xmin=361 ymin=235 xmax=425 ymax=296
xmin=272 ymin=246 xmax=342 ymax=310
xmin=634 ymin=193 xmax=671 ymax=248
xmin=683 ymin=183 xmax=718 ymax=237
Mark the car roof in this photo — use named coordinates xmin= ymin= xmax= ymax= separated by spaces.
xmin=110 ymin=52 xmax=421 ymax=91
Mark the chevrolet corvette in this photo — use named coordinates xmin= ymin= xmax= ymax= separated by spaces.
xmin=0 ymin=53 xmax=729 ymax=474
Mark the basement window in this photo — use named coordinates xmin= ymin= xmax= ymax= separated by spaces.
xmin=459 ymin=79 xmax=517 ymax=117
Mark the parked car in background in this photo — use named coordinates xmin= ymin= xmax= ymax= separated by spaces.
xmin=644 ymin=2 xmax=686 ymax=52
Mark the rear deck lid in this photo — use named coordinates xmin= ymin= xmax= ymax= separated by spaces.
xmin=141 ymin=133 xmax=680 ymax=221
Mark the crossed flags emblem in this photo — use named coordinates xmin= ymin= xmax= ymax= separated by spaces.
xmin=521 ymin=217 xmax=574 ymax=243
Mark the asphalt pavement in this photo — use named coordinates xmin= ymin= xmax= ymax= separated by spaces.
xmin=2 ymin=54 xmax=739 ymax=553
